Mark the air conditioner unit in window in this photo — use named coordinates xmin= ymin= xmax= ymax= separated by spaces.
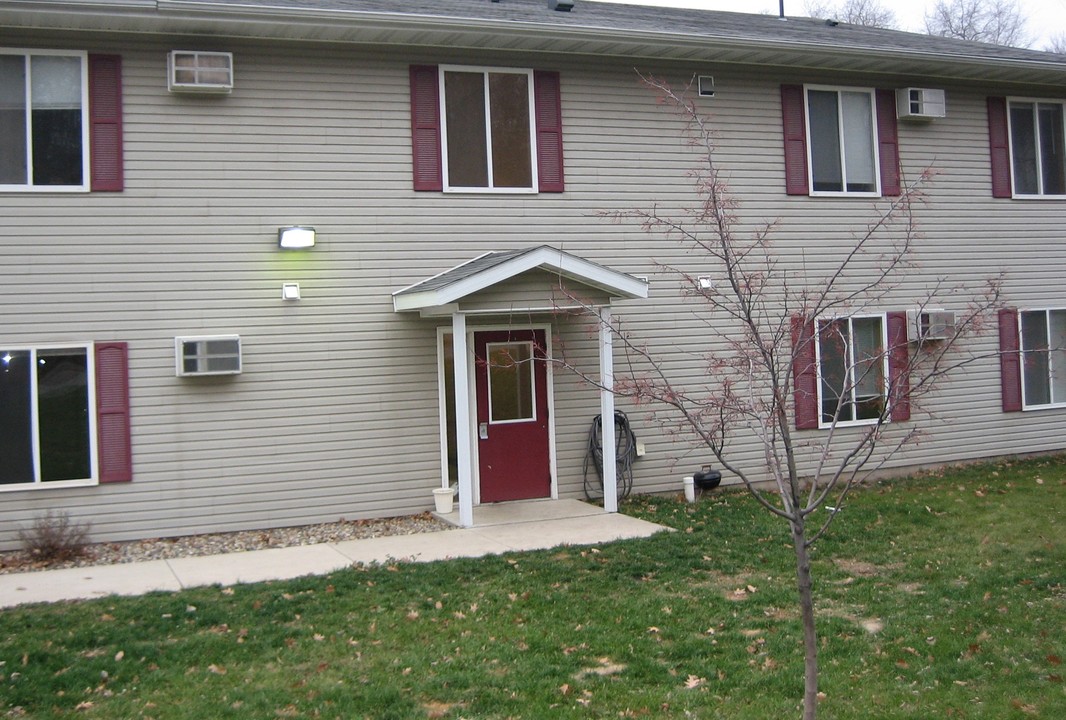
xmin=895 ymin=88 xmax=946 ymax=120
xmin=906 ymin=310 xmax=956 ymax=343
xmin=176 ymin=335 xmax=242 ymax=376
xmin=168 ymin=51 xmax=233 ymax=93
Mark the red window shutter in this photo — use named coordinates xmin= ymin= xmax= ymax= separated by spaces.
xmin=534 ymin=70 xmax=565 ymax=193
xmin=998 ymin=307 xmax=1023 ymax=412
xmin=886 ymin=311 xmax=911 ymax=421
xmin=88 ymin=54 xmax=123 ymax=192
xmin=95 ymin=342 xmax=133 ymax=483
xmin=987 ymin=97 xmax=1012 ymax=199
xmin=781 ymin=85 xmax=809 ymax=196
xmin=875 ymin=89 xmax=901 ymax=197
xmin=791 ymin=315 xmax=819 ymax=429
xmin=409 ymin=65 xmax=443 ymax=191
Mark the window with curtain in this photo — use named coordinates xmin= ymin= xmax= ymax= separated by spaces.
xmin=1009 ymin=100 xmax=1066 ymax=197
xmin=806 ymin=87 xmax=878 ymax=195
xmin=441 ymin=66 xmax=536 ymax=192
xmin=0 ymin=50 xmax=87 ymax=189
xmin=817 ymin=315 xmax=888 ymax=425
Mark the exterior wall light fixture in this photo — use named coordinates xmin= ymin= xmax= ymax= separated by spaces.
xmin=278 ymin=226 xmax=315 ymax=249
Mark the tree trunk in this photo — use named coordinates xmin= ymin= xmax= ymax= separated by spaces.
xmin=791 ymin=516 xmax=819 ymax=720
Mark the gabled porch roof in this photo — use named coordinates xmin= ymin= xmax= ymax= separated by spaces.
xmin=391 ymin=245 xmax=649 ymax=314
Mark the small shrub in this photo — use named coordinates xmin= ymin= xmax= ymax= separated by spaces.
xmin=18 ymin=511 xmax=92 ymax=564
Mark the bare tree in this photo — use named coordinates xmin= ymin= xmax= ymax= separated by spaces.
xmin=1045 ymin=33 xmax=1066 ymax=54
xmin=804 ymin=0 xmax=897 ymax=28
xmin=925 ymin=0 xmax=1031 ymax=47
xmin=560 ymin=75 xmax=1000 ymax=720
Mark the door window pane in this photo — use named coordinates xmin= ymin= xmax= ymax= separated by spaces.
xmin=488 ymin=342 xmax=534 ymax=423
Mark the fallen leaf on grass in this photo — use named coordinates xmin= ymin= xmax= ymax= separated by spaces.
xmin=1011 ymin=699 xmax=1038 ymax=715
xmin=208 ymin=664 xmax=226 ymax=675
xmin=684 ymin=675 xmax=705 ymax=689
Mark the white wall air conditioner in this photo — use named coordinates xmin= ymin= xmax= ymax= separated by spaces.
xmin=176 ymin=335 xmax=242 ymax=376
xmin=906 ymin=310 xmax=956 ymax=343
xmin=895 ymin=88 xmax=946 ymax=120
xmin=168 ymin=51 xmax=233 ymax=93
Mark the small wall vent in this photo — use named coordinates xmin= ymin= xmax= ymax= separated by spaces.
xmin=697 ymin=75 xmax=715 ymax=97
xmin=168 ymin=51 xmax=233 ymax=93
xmin=896 ymin=88 xmax=946 ymax=120
xmin=176 ymin=335 xmax=242 ymax=376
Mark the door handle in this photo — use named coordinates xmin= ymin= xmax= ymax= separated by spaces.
xmin=479 ymin=422 xmax=489 ymax=440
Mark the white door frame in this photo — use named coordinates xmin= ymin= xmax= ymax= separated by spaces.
xmin=436 ymin=322 xmax=559 ymax=514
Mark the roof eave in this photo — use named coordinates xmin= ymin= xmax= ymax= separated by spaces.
xmin=3 ymin=1 xmax=1065 ymax=87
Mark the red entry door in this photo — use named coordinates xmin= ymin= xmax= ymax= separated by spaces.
xmin=473 ymin=329 xmax=551 ymax=502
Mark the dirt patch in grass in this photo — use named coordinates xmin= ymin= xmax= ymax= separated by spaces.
xmin=834 ymin=558 xmax=902 ymax=577
xmin=574 ymin=658 xmax=627 ymax=679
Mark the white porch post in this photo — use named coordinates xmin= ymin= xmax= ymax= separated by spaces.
xmin=599 ymin=307 xmax=618 ymax=513
xmin=452 ymin=312 xmax=475 ymax=527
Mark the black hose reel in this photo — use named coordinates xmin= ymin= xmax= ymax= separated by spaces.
xmin=583 ymin=410 xmax=637 ymax=501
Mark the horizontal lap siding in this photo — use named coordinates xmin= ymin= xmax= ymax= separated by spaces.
xmin=1 ymin=35 xmax=1065 ymax=547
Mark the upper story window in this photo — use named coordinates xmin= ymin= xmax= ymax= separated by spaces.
xmin=1009 ymin=100 xmax=1066 ymax=197
xmin=440 ymin=66 xmax=537 ymax=192
xmin=806 ymin=87 xmax=879 ymax=196
xmin=816 ymin=314 xmax=888 ymax=426
xmin=409 ymin=65 xmax=564 ymax=194
xmin=780 ymin=84 xmax=899 ymax=199
xmin=1020 ymin=309 xmax=1066 ymax=408
xmin=0 ymin=49 xmax=89 ymax=191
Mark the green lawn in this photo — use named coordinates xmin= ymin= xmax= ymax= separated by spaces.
xmin=1 ymin=457 xmax=1063 ymax=719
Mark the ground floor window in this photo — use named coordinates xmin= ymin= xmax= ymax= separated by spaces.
xmin=817 ymin=315 xmax=887 ymax=426
xmin=1020 ymin=309 xmax=1066 ymax=408
xmin=0 ymin=345 xmax=96 ymax=486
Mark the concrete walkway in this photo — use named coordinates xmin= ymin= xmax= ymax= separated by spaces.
xmin=0 ymin=500 xmax=668 ymax=608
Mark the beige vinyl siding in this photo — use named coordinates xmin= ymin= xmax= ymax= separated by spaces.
xmin=1 ymin=31 xmax=1064 ymax=548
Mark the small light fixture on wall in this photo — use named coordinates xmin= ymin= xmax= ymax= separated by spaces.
xmin=278 ymin=226 xmax=316 ymax=249
xmin=282 ymin=283 xmax=301 ymax=301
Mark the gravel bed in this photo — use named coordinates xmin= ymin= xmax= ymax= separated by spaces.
xmin=0 ymin=513 xmax=453 ymax=575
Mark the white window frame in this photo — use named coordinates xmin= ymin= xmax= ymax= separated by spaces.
xmin=438 ymin=64 xmax=539 ymax=194
xmin=815 ymin=313 xmax=889 ymax=428
xmin=804 ymin=84 xmax=881 ymax=198
xmin=1007 ymin=97 xmax=1066 ymax=199
xmin=0 ymin=48 xmax=90 ymax=193
xmin=0 ymin=342 xmax=98 ymax=491
xmin=1019 ymin=308 xmax=1066 ymax=410
xmin=175 ymin=335 xmax=242 ymax=376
